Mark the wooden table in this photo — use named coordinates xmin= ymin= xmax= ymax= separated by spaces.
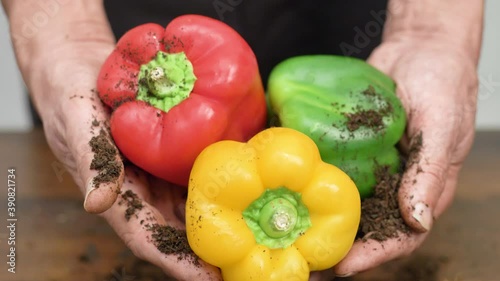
xmin=0 ymin=129 xmax=499 ymax=281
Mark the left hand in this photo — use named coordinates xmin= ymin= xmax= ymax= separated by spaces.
xmin=312 ymin=39 xmax=479 ymax=280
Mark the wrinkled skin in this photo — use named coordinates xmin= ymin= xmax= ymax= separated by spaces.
xmin=25 ymin=34 xmax=222 ymax=280
xmin=104 ymin=166 xmax=224 ymax=281
xmin=336 ymin=43 xmax=477 ymax=276
xmin=310 ymin=40 xmax=479 ymax=280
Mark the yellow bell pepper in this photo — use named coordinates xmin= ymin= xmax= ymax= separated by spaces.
xmin=186 ymin=127 xmax=361 ymax=281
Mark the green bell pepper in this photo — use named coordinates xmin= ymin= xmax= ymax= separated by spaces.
xmin=267 ymin=55 xmax=406 ymax=198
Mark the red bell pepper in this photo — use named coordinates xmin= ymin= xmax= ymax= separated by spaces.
xmin=97 ymin=15 xmax=267 ymax=186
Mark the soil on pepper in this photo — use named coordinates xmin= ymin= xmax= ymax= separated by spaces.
xmin=344 ymin=108 xmax=385 ymax=132
xmin=341 ymin=85 xmax=394 ymax=132
xmin=89 ymin=129 xmax=121 ymax=187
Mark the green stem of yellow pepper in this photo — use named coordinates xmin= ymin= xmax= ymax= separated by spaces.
xmin=243 ymin=187 xmax=311 ymax=249
xmin=259 ymin=198 xmax=297 ymax=238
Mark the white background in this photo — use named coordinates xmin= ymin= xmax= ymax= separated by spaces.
xmin=0 ymin=2 xmax=498 ymax=132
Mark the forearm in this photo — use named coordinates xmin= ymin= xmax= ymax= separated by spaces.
xmin=2 ymin=0 xmax=114 ymax=86
xmin=383 ymin=0 xmax=484 ymax=64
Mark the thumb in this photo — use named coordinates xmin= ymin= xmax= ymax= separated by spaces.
xmin=79 ymin=101 xmax=124 ymax=214
xmin=367 ymin=45 xmax=452 ymax=233
xmin=398 ymin=129 xmax=451 ymax=233
xmin=82 ymin=125 xmax=125 ymax=214
xmin=46 ymin=90 xmax=125 ymax=214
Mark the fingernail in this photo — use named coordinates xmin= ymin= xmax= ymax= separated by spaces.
xmin=84 ymin=177 xmax=115 ymax=214
xmin=83 ymin=178 xmax=98 ymax=212
xmin=412 ymin=201 xmax=432 ymax=231
xmin=336 ymin=272 xmax=357 ymax=278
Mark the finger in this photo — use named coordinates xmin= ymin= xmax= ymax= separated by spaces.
xmin=148 ymin=176 xmax=188 ymax=224
xmin=102 ymin=167 xmax=222 ymax=281
xmin=83 ymin=165 xmax=123 ymax=214
xmin=433 ymin=164 xmax=461 ymax=216
xmin=60 ymin=90 xmax=125 ymax=214
xmin=333 ymin=232 xmax=428 ymax=276
xmin=398 ymin=128 xmax=452 ymax=232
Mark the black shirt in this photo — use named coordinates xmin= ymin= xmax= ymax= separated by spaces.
xmin=104 ymin=0 xmax=388 ymax=84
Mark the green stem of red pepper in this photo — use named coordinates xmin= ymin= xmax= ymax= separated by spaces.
xmin=243 ymin=187 xmax=311 ymax=249
xmin=137 ymin=51 xmax=197 ymax=112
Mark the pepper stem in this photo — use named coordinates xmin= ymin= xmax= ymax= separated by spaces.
xmin=150 ymin=67 xmax=165 ymax=80
xmin=258 ymin=198 xmax=297 ymax=238
xmin=243 ymin=187 xmax=311 ymax=249
xmin=136 ymin=51 xmax=196 ymax=112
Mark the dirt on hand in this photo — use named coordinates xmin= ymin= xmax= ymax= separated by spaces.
xmin=148 ymin=223 xmax=200 ymax=266
xmin=115 ymin=189 xmax=200 ymax=266
xmin=89 ymin=129 xmax=121 ymax=187
xmin=357 ymin=131 xmax=424 ymax=242
xmin=357 ymin=165 xmax=411 ymax=241
xmin=118 ymin=190 xmax=144 ymax=221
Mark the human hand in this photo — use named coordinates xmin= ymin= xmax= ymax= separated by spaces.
xmin=35 ymin=41 xmax=222 ymax=281
xmin=103 ymin=166 xmax=222 ymax=280
xmin=24 ymin=28 xmax=123 ymax=214
xmin=3 ymin=0 xmax=125 ymax=214
xmin=328 ymin=40 xmax=479 ymax=277
xmin=23 ymin=23 xmax=221 ymax=281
